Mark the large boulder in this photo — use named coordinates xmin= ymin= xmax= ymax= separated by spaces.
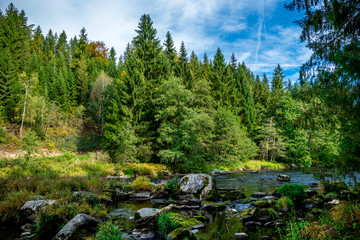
xmin=179 ymin=174 xmax=215 ymax=200
xmin=54 ymin=214 xmax=98 ymax=240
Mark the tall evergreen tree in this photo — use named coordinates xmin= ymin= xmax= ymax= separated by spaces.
xmin=132 ymin=14 xmax=162 ymax=83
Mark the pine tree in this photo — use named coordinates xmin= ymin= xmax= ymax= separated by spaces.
xmin=132 ymin=14 xmax=162 ymax=82
xmin=176 ymin=41 xmax=191 ymax=85
xmin=236 ymin=65 xmax=256 ymax=132
xmin=0 ymin=3 xmax=32 ymax=121
xmin=107 ymin=47 xmax=117 ymax=79
xmin=163 ymin=31 xmax=177 ymax=69
xmin=271 ymin=64 xmax=285 ymax=100
xmin=211 ymin=48 xmax=227 ymax=107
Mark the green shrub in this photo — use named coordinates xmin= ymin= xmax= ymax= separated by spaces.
xmin=165 ymin=179 xmax=179 ymax=196
xmin=95 ymin=221 xmax=123 ymax=240
xmin=278 ymin=184 xmax=307 ymax=203
xmin=157 ymin=212 xmax=180 ymax=237
xmin=130 ymin=176 xmax=156 ymax=192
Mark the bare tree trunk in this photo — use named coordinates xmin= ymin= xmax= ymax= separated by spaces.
xmin=20 ymin=79 xmax=30 ymax=138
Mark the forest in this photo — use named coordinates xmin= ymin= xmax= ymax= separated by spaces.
xmin=0 ymin=1 xmax=360 ymax=239
xmin=1 ymin=2 xmax=357 ymax=172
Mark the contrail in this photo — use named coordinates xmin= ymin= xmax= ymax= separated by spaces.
xmin=263 ymin=0 xmax=267 ymax=41
xmin=255 ymin=0 xmax=265 ymax=63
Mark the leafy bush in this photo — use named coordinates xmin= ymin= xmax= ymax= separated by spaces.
xmin=157 ymin=212 xmax=180 ymax=237
xmin=278 ymin=184 xmax=307 ymax=203
xmin=165 ymin=179 xmax=179 ymax=196
xmin=130 ymin=176 xmax=156 ymax=192
xmin=95 ymin=221 xmax=123 ymax=240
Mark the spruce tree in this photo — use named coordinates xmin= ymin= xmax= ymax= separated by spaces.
xmin=133 ymin=14 xmax=162 ymax=82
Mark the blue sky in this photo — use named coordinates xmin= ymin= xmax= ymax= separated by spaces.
xmin=1 ymin=0 xmax=312 ymax=82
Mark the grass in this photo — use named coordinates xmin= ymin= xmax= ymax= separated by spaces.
xmin=0 ymin=152 xmax=170 ymax=225
xmin=209 ymin=160 xmax=286 ymax=172
xmin=282 ymin=201 xmax=360 ymax=239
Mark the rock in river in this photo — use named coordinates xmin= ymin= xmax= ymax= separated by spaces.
xmin=54 ymin=214 xmax=98 ymax=240
xmin=179 ymin=174 xmax=215 ymax=200
xmin=277 ymin=174 xmax=290 ymax=182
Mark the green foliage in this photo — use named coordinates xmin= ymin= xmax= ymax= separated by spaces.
xmin=211 ymin=109 xmax=258 ymax=163
xmin=21 ymin=129 xmax=39 ymax=159
xmin=130 ymin=176 xmax=156 ymax=192
xmin=0 ymin=3 xmax=344 ymax=170
xmin=0 ymin=125 xmax=5 ymax=143
xmin=165 ymin=179 xmax=179 ymax=196
xmin=277 ymin=184 xmax=307 ymax=203
xmin=275 ymin=196 xmax=294 ymax=211
xmin=157 ymin=212 xmax=180 ymax=237
xmin=95 ymin=221 xmax=123 ymax=240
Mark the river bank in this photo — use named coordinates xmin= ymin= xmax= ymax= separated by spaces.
xmin=0 ymin=153 xmax=358 ymax=239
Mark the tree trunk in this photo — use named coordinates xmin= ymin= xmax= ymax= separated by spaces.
xmin=20 ymin=78 xmax=30 ymax=138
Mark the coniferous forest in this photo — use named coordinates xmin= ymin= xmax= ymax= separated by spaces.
xmin=0 ymin=1 xmax=360 ymax=240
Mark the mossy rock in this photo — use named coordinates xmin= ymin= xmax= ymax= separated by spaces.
xmin=201 ymin=201 xmax=226 ymax=211
xmin=302 ymin=197 xmax=324 ymax=208
xmin=323 ymin=193 xmax=338 ymax=202
xmin=324 ymin=180 xmax=349 ymax=194
xmin=253 ymin=200 xmax=270 ymax=208
xmin=167 ymin=212 xmax=202 ymax=228
xmin=220 ymin=191 xmax=246 ymax=201
xmin=167 ymin=228 xmax=197 ymax=240
xmin=339 ymin=190 xmax=359 ymax=200
xmin=311 ymin=208 xmax=323 ymax=216
xmin=242 ymin=207 xmax=278 ymax=223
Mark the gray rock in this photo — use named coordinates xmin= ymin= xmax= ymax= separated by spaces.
xmin=244 ymin=221 xmax=262 ymax=228
xmin=251 ymin=192 xmax=267 ymax=198
xmin=201 ymin=202 xmax=226 ymax=211
xmin=179 ymin=174 xmax=215 ymax=200
xmin=277 ymin=174 xmax=290 ymax=182
xmin=124 ymin=229 xmax=156 ymax=240
xmin=21 ymin=200 xmax=56 ymax=213
xmin=234 ymin=232 xmax=249 ymax=238
xmin=304 ymin=203 xmax=316 ymax=211
xmin=129 ymin=191 xmax=151 ymax=200
xmin=20 ymin=231 xmax=32 ymax=238
xmin=135 ymin=208 xmax=159 ymax=220
xmin=263 ymin=196 xmax=279 ymax=201
xmin=305 ymin=189 xmax=318 ymax=197
xmin=328 ymin=199 xmax=340 ymax=206
xmin=187 ymin=224 xmax=206 ymax=230
xmin=73 ymin=191 xmax=112 ymax=204
xmin=210 ymin=169 xmax=226 ymax=176
xmin=21 ymin=223 xmax=33 ymax=232
xmin=20 ymin=200 xmax=56 ymax=218
xmin=54 ymin=214 xmax=98 ymax=240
